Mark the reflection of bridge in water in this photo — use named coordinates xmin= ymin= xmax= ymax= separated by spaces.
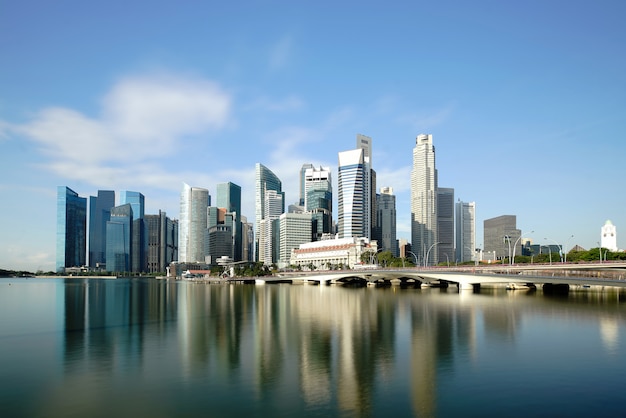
xmin=268 ymin=262 xmax=626 ymax=291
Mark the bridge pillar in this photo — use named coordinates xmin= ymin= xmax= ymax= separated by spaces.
xmin=457 ymin=282 xmax=478 ymax=291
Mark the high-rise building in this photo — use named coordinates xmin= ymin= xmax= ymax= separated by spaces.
xmin=179 ymin=183 xmax=210 ymax=263
xmin=601 ymin=220 xmax=618 ymax=251
xmin=455 ymin=200 xmax=476 ymax=263
xmin=279 ymin=212 xmax=312 ymax=267
xmin=145 ymin=211 xmax=178 ymax=273
xmin=259 ymin=189 xmax=284 ymax=264
xmin=255 ymin=163 xmax=284 ymax=261
xmin=299 ymin=163 xmax=314 ymax=206
xmin=304 ymin=166 xmax=332 ymax=241
xmin=376 ymin=187 xmax=398 ymax=256
xmin=437 ymin=187 xmax=454 ymax=266
xmin=56 ymin=186 xmax=87 ymax=272
xmin=216 ymin=182 xmax=243 ymax=261
xmin=106 ymin=203 xmax=133 ymax=272
xmin=338 ymin=148 xmax=366 ymax=239
xmin=207 ymin=206 xmax=234 ymax=262
xmin=88 ymin=190 xmax=115 ymax=268
xmin=484 ymin=215 xmax=520 ymax=260
xmin=411 ymin=134 xmax=438 ymax=265
xmin=241 ymin=215 xmax=254 ymax=262
xmin=356 ymin=134 xmax=376 ymax=240
xmin=120 ymin=191 xmax=146 ymax=272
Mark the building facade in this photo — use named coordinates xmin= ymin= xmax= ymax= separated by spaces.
xmin=216 ymin=182 xmax=243 ymax=261
xmin=259 ymin=188 xmax=284 ymax=265
xmin=290 ymin=237 xmax=377 ymax=270
xmin=179 ymin=183 xmax=210 ymax=263
xmin=145 ymin=211 xmax=178 ymax=274
xmin=279 ymin=212 xmax=313 ymax=267
xmin=411 ymin=134 xmax=438 ymax=266
xmin=455 ymin=200 xmax=476 ymax=263
xmin=120 ymin=191 xmax=146 ymax=273
xmin=255 ymin=163 xmax=284 ymax=261
xmin=88 ymin=190 xmax=115 ymax=269
xmin=437 ymin=187 xmax=454 ymax=266
xmin=338 ymin=148 xmax=366 ymax=239
xmin=304 ymin=165 xmax=333 ymax=241
xmin=376 ymin=187 xmax=398 ymax=256
xmin=56 ymin=186 xmax=87 ymax=272
xmin=484 ymin=215 xmax=520 ymax=260
xmin=106 ymin=203 xmax=133 ymax=272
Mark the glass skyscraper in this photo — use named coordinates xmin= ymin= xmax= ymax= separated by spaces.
xmin=216 ymin=182 xmax=242 ymax=261
xmin=376 ymin=187 xmax=398 ymax=256
xmin=88 ymin=190 xmax=115 ymax=268
xmin=255 ymin=163 xmax=284 ymax=261
xmin=56 ymin=186 xmax=87 ymax=272
xmin=455 ymin=200 xmax=476 ymax=263
xmin=120 ymin=191 xmax=146 ymax=272
xmin=106 ymin=203 xmax=133 ymax=272
xmin=437 ymin=187 xmax=454 ymax=266
xmin=304 ymin=166 xmax=332 ymax=240
xmin=337 ymin=148 xmax=366 ymax=238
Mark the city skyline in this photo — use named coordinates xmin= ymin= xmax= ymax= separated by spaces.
xmin=2 ymin=1 xmax=625 ymax=271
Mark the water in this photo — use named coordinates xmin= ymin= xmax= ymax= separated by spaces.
xmin=1 ymin=277 xmax=625 ymax=417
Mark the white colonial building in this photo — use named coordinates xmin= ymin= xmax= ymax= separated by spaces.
xmin=290 ymin=237 xmax=378 ymax=271
xmin=601 ymin=220 xmax=618 ymax=252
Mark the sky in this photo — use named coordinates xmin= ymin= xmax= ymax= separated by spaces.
xmin=1 ymin=0 xmax=625 ymax=272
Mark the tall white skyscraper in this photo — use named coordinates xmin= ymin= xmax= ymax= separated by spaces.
xmin=411 ymin=134 xmax=438 ymax=265
xmin=455 ymin=200 xmax=476 ymax=263
xmin=356 ymin=134 xmax=375 ymax=240
xmin=601 ymin=220 xmax=618 ymax=251
xmin=259 ymin=189 xmax=284 ymax=265
xmin=179 ymin=183 xmax=210 ymax=263
xmin=338 ymin=148 xmax=366 ymax=239
xmin=255 ymin=163 xmax=284 ymax=261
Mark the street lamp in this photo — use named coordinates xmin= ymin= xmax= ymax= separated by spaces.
xmin=544 ymin=237 xmax=563 ymax=264
xmin=503 ymin=235 xmax=512 ymax=265
xmin=425 ymin=242 xmax=441 ymax=267
xmin=564 ymin=235 xmax=574 ymax=263
xmin=407 ymin=251 xmax=419 ymax=267
xmin=369 ymin=248 xmax=383 ymax=266
xmin=511 ymin=230 xmax=534 ymax=265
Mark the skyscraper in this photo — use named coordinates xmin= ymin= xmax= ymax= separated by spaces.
xmin=88 ymin=190 xmax=115 ymax=268
xmin=145 ymin=211 xmax=178 ymax=273
xmin=338 ymin=148 xmax=366 ymax=239
xmin=376 ymin=187 xmax=398 ymax=256
xmin=437 ymin=188 xmax=454 ymax=266
xmin=356 ymin=134 xmax=376 ymax=240
xmin=56 ymin=186 xmax=87 ymax=272
xmin=411 ymin=134 xmax=438 ymax=265
xmin=179 ymin=183 xmax=210 ymax=263
xmin=106 ymin=203 xmax=133 ymax=272
xmin=299 ymin=163 xmax=314 ymax=206
xmin=216 ymin=182 xmax=242 ymax=261
xmin=304 ymin=165 xmax=332 ymax=240
xmin=279 ymin=212 xmax=312 ymax=267
xmin=255 ymin=163 xmax=284 ymax=261
xmin=120 ymin=191 xmax=146 ymax=272
xmin=259 ymin=189 xmax=284 ymax=264
xmin=484 ymin=215 xmax=520 ymax=260
xmin=455 ymin=200 xmax=476 ymax=263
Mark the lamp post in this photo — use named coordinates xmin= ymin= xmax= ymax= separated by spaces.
xmin=407 ymin=251 xmax=419 ymax=268
xmin=369 ymin=248 xmax=383 ymax=266
xmin=503 ymin=235 xmax=512 ymax=265
xmin=564 ymin=235 xmax=574 ymax=263
xmin=511 ymin=230 xmax=534 ymax=265
xmin=425 ymin=242 xmax=441 ymax=267
xmin=544 ymin=237 xmax=563 ymax=264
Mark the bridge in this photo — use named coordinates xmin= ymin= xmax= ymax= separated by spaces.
xmin=268 ymin=262 xmax=626 ymax=291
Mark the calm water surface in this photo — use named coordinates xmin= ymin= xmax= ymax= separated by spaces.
xmin=1 ymin=277 xmax=625 ymax=417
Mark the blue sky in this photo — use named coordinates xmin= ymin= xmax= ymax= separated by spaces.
xmin=1 ymin=0 xmax=625 ymax=271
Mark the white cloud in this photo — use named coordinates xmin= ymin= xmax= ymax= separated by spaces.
xmin=245 ymin=96 xmax=305 ymax=112
xmin=9 ymin=72 xmax=232 ymax=188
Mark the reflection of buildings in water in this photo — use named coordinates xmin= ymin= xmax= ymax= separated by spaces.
xmin=289 ymin=286 xmax=397 ymax=415
xmin=409 ymin=294 xmax=479 ymax=417
xmin=599 ymin=316 xmax=619 ymax=354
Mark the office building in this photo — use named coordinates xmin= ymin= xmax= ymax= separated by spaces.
xmin=601 ymin=220 xmax=618 ymax=252
xmin=338 ymin=140 xmax=371 ymax=239
xmin=279 ymin=212 xmax=313 ymax=267
xmin=437 ymin=187 xmax=454 ymax=266
xmin=106 ymin=203 xmax=133 ymax=272
xmin=376 ymin=187 xmax=398 ymax=256
xmin=56 ymin=186 xmax=87 ymax=272
xmin=120 ymin=191 xmax=146 ymax=272
xmin=411 ymin=134 xmax=438 ymax=265
xmin=304 ymin=165 xmax=333 ymax=240
xmin=255 ymin=163 xmax=284 ymax=261
xmin=356 ymin=134 xmax=376 ymax=240
xmin=241 ymin=216 xmax=254 ymax=262
xmin=207 ymin=206 xmax=235 ymax=263
xmin=484 ymin=215 xmax=520 ymax=260
xmin=216 ymin=182 xmax=243 ymax=261
xmin=179 ymin=183 xmax=210 ymax=263
xmin=455 ymin=200 xmax=476 ymax=263
xmin=88 ymin=190 xmax=115 ymax=268
xmin=145 ymin=211 xmax=178 ymax=274
xmin=299 ymin=163 xmax=314 ymax=206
